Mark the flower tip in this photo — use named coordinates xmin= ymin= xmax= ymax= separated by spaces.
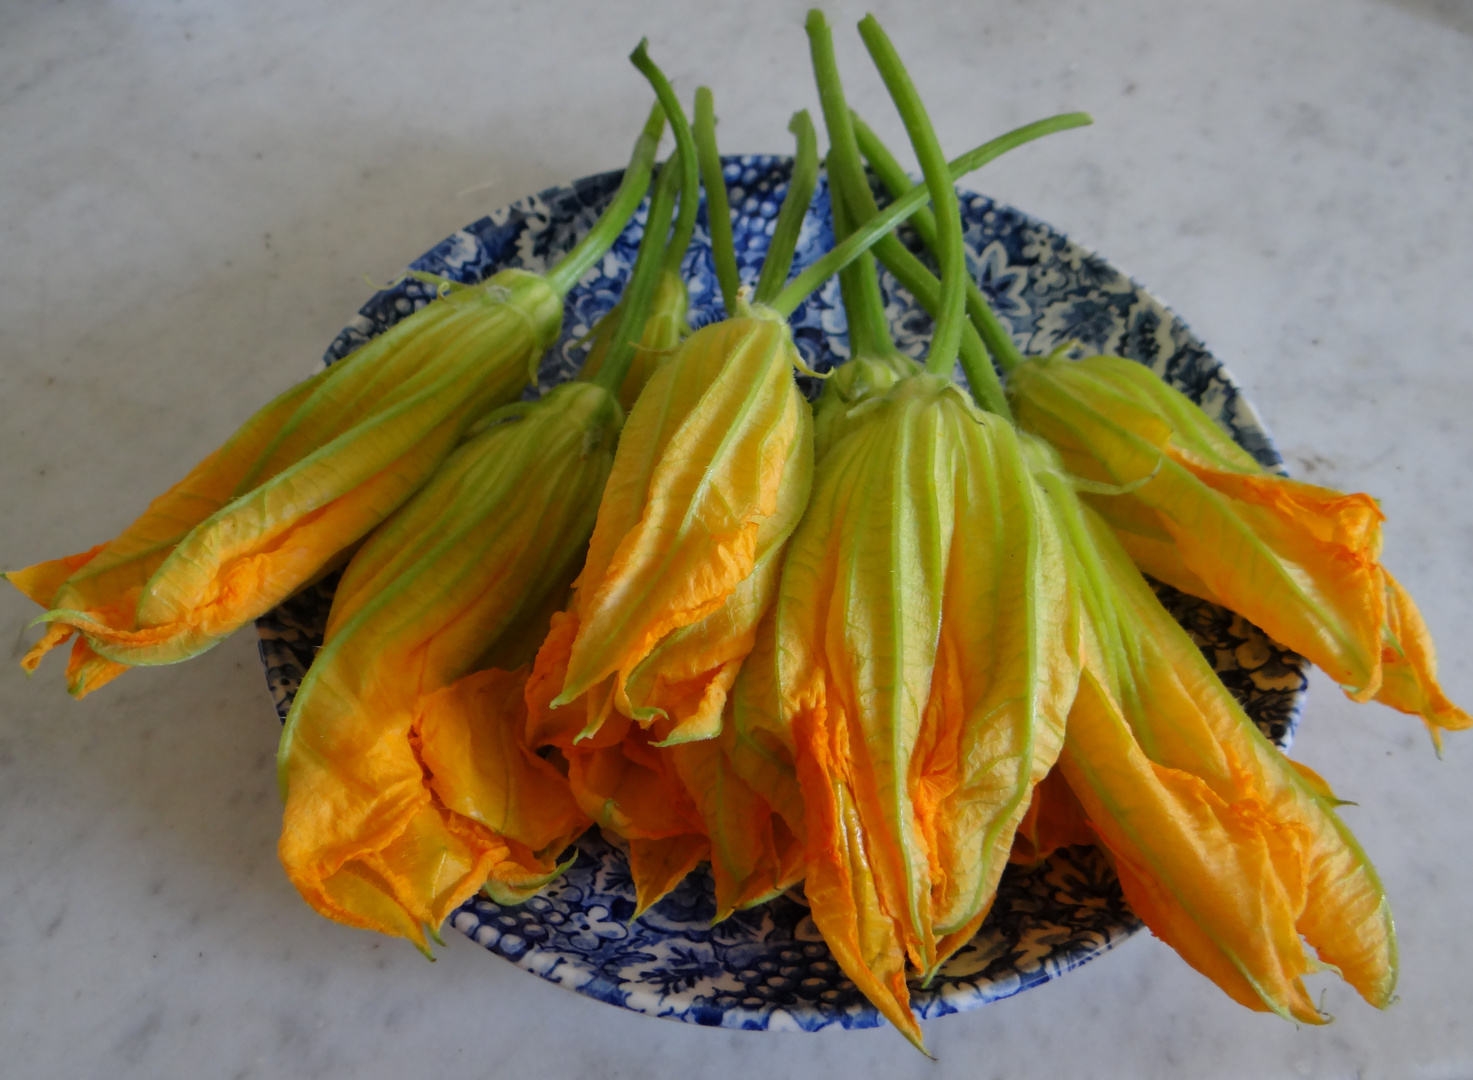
xmin=633 ymin=703 xmax=670 ymax=727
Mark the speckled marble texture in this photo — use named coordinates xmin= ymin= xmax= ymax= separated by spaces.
xmin=1 ymin=2 xmax=1469 ymax=1078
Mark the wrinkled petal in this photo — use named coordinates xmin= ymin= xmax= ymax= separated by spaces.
xmin=919 ymin=420 xmax=1080 ymax=970
xmin=1377 ymin=572 xmax=1472 ymax=746
xmin=669 ymin=730 xmax=804 ymax=921
xmin=1060 ymin=674 xmax=1323 ymax=1022
xmin=11 ymin=270 xmax=561 ymax=690
xmin=543 ymin=309 xmax=812 ymax=741
xmin=1009 ymin=352 xmax=1466 ymax=736
xmin=418 ymin=667 xmax=587 ymax=853
xmin=780 ymin=381 xmax=954 ymax=979
xmin=628 ymin=834 xmax=711 ymax=917
xmin=277 ymin=382 xmax=618 ymax=944
xmin=728 ymin=608 xmax=807 ymax=842
xmin=1052 ymin=484 xmax=1395 ymax=1018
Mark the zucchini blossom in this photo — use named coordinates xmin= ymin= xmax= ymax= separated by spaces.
xmin=1009 ymin=351 xmax=1469 ymax=745
xmin=1028 ymin=436 xmax=1396 ymax=1022
xmin=277 ymin=382 xmax=621 ymax=950
xmin=7 ymin=105 xmax=668 ymax=697
xmin=757 ymin=375 xmax=1076 ymax=1045
xmin=525 ymin=65 xmax=821 ymax=758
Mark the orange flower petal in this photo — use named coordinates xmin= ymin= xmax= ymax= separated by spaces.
xmin=1055 ymin=496 xmax=1395 ymax=1017
xmin=628 ymin=834 xmax=711 ymax=917
xmin=12 ymin=269 xmax=561 ymax=690
xmin=546 ymin=311 xmax=813 ymax=738
xmin=277 ymin=383 xmax=619 ymax=946
xmin=1010 ymin=351 xmax=1466 ymax=735
xmin=417 ymin=668 xmax=588 ymax=854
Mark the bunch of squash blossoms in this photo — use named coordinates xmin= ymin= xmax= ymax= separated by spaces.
xmin=8 ymin=16 xmax=1465 ymax=1051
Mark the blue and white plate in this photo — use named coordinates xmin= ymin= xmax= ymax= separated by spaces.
xmin=257 ymin=157 xmax=1307 ymax=1033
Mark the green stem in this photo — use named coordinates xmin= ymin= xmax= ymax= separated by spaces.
xmin=769 ymin=112 xmax=1092 ymax=317
xmin=805 ymin=8 xmax=892 ymax=360
xmin=694 ymin=87 xmax=740 ymax=315
xmin=828 ymin=177 xmax=878 ymax=358
xmin=663 ymin=143 xmax=699 ymax=277
xmin=867 ymin=237 xmax=1012 ymax=417
xmin=810 ymin=3 xmax=1011 ymax=417
xmin=856 ymin=113 xmax=1058 ymax=375
xmin=546 ymin=103 xmax=665 ymax=297
xmin=628 ymin=41 xmax=701 ymax=282
xmin=591 ymin=155 xmax=681 ymax=394
xmin=754 ymin=110 xmax=820 ymax=305
xmin=857 ymin=16 xmax=965 ymax=378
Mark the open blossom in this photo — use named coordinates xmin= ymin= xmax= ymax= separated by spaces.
xmin=1008 ymin=351 xmax=1469 ymax=745
xmin=1027 ymin=437 xmax=1396 ymax=1020
xmin=7 ymin=270 xmax=562 ymax=697
xmin=277 ymin=382 xmax=619 ymax=948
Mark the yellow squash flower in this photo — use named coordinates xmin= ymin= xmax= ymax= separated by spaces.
xmin=752 ymin=374 xmax=1078 ymax=1047
xmin=1009 ymin=351 xmax=1469 ymax=744
xmin=526 ymin=302 xmax=814 ymax=751
xmin=276 ymin=382 xmax=620 ymax=948
xmin=6 ymin=270 xmax=560 ymax=697
xmin=1029 ymin=439 xmax=1396 ymax=1021
xmin=8 ymin=103 xmax=669 ymax=698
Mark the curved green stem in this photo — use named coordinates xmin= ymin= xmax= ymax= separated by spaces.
xmin=754 ymin=110 xmax=820 ymax=305
xmin=805 ymin=8 xmax=892 ymax=361
xmin=592 ymin=155 xmax=681 ymax=394
xmin=628 ymin=41 xmax=701 ymax=282
xmin=858 ymin=15 xmax=965 ymax=378
xmin=546 ymin=103 xmax=665 ymax=297
xmin=867 ymin=237 xmax=1011 ymax=417
xmin=810 ymin=5 xmax=1003 ymax=409
xmin=770 ymin=112 xmax=1092 ymax=317
xmin=855 ymin=113 xmax=1079 ymax=375
xmin=694 ymin=87 xmax=740 ymax=315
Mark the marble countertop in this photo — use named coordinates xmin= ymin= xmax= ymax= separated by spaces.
xmin=2 ymin=1 xmax=1469 ymax=1076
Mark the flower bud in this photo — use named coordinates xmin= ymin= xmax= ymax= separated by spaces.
xmin=1024 ymin=435 xmax=1395 ymax=1021
xmin=1009 ymin=351 xmax=1469 ymax=744
xmin=9 ymin=270 xmax=562 ymax=696
xmin=276 ymin=381 xmax=619 ymax=948
xmin=527 ymin=303 xmax=813 ymax=750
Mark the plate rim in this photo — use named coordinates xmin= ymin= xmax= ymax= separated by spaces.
xmin=256 ymin=152 xmax=1306 ymax=1033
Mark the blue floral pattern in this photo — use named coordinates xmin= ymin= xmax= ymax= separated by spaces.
xmin=257 ymin=157 xmax=1305 ymax=1033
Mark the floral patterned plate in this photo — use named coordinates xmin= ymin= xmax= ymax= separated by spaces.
xmin=257 ymin=157 xmax=1306 ymax=1033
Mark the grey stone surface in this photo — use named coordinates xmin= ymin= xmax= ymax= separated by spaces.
xmin=1 ymin=1 xmax=1469 ymax=1076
